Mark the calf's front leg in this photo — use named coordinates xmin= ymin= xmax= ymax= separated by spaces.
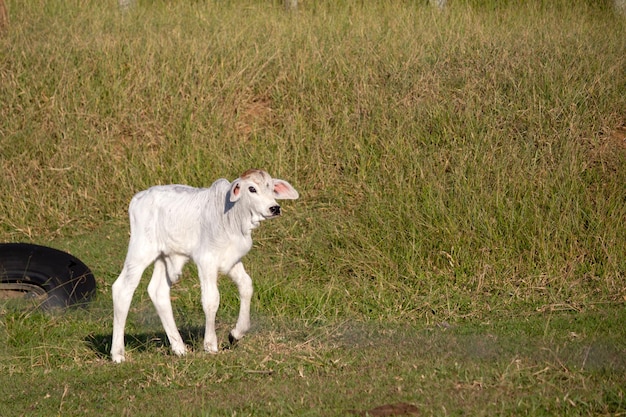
xmin=227 ymin=262 xmax=254 ymax=345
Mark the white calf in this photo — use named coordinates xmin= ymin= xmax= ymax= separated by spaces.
xmin=110 ymin=169 xmax=299 ymax=363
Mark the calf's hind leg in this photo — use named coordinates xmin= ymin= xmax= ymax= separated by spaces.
xmin=227 ymin=261 xmax=253 ymax=345
xmin=197 ymin=259 xmax=221 ymax=353
xmin=147 ymin=254 xmax=188 ymax=356
xmin=111 ymin=253 xmax=155 ymax=363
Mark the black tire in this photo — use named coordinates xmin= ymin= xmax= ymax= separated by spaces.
xmin=0 ymin=243 xmax=96 ymax=310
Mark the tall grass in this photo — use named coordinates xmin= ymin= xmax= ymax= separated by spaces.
xmin=1 ymin=0 xmax=625 ymax=324
xmin=1 ymin=2 xmax=625 ymax=415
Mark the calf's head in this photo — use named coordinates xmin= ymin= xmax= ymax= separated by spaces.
xmin=229 ymin=169 xmax=299 ymax=226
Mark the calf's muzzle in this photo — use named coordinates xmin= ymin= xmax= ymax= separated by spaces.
xmin=269 ymin=205 xmax=281 ymax=216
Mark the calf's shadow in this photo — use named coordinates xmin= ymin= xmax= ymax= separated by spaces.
xmin=85 ymin=326 xmax=205 ymax=359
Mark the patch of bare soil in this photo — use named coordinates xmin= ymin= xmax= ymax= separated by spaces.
xmin=582 ymin=124 xmax=626 ymax=184
xmin=591 ymin=124 xmax=626 ymax=166
xmin=347 ymin=402 xmax=420 ymax=417
xmin=606 ymin=125 xmax=626 ymax=148
xmin=233 ymin=94 xmax=274 ymax=138
xmin=0 ymin=0 xmax=8 ymax=33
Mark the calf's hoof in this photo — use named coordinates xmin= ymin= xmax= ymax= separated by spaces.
xmin=228 ymin=332 xmax=239 ymax=347
xmin=171 ymin=345 xmax=187 ymax=356
xmin=111 ymin=353 xmax=125 ymax=363
xmin=203 ymin=342 xmax=219 ymax=354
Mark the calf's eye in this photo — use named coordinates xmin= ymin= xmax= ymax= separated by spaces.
xmin=248 ymin=186 xmax=257 ymax=193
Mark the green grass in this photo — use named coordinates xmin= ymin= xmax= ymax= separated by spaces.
xmin=1 ymin=305 xmax=625 ymax=415
xmin=1 ymin=0 xmax=625 ymax=415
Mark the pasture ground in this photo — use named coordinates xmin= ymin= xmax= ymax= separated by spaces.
xmin=1 ymin=0 xmax=625 ymax=415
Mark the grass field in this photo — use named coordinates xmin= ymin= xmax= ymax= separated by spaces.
xmin=1 ymin=0 xmax=625 ymax=415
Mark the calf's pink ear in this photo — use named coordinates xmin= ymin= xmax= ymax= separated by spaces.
xmin=229 ymin=181 xmax=242 ymax=202
xmin=272 ymin=179 xmax=299 ymax=200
